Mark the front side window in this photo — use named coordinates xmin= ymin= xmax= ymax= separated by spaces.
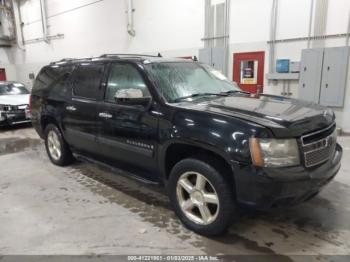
xmin=145 ymin=62 xmax=241 ymax=103
xmin=105 ymin=63 xmax=150 ymax=103
xmin=72 ymin=64 xmax=105 ymax=100
xmin=0 ymin=83 xmax=29 ymax=95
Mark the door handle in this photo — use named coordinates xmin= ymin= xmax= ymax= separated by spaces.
xmin=66 ymin=105 xmax=77 ymax=111
xmin=98 ymin=112 xmax=112 ymax=119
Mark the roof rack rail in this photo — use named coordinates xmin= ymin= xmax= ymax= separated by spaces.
xmin=50 ymin=58 xmax=75 ymax=65
xmin=50 ymin=53 xmax=163 ymax=65
xmin=50 ymin=57 xmax=98 ymax=65
xmin=99 ymin=53 xmax=161 ymax=58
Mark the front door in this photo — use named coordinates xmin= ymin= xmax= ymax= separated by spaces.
xmin=233 ymin=51 xmax=265 ymax=94
xmin=97 ymin=62 xmax=158 ymax=176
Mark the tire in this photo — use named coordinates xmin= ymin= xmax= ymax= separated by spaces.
xmin=168 ymin=157 xmax=236 ymax=236
xmin=44 ymin=124 xmax=73 ymax=166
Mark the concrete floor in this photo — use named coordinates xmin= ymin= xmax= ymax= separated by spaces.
xmin=0 ymin=125 xmax=350 ymax=260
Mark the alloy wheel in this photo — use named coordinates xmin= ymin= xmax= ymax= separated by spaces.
xmin=47 ymin=130 xmax=62 ymax=161
xmin=176 ymin=171 xmax=219 ymax=225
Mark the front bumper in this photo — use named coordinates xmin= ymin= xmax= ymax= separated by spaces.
xmin=233 ymin=143 xmax=342 ymax=209
xmin=0 ymin=110 xmax=31 ymax=126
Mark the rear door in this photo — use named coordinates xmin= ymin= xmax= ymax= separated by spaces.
xmin=63 ymin=62 xmax=106 ymax=153
xmin=97 ymin=62 xmax=159 ymax=175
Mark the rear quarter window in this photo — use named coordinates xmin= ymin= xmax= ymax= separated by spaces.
xmin=33 ymin=66 xmax=74 ymax=95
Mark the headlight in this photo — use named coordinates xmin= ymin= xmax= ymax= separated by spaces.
xmin=249 ymin=138 xmax=300 ymax=167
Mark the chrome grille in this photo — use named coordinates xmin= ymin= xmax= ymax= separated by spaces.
xmin=301 ymin=124 xmax=336 ymax=168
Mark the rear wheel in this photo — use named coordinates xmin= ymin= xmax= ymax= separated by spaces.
xmin=44 ymin=124 xmax=73 ymax=166
xmin=168 ymin=158 xmax=236 ymax=236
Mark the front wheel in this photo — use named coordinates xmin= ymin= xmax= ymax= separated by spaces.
xmin=168 ymin=158 xmax=236 ymax=236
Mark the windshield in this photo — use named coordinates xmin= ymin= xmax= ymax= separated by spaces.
xmin=0 ymin=83 xmax=29 ymax=96
xmin=145 ymin=62 xmax=241 ymax=103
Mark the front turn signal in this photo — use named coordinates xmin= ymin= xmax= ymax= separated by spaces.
xmin=249 ymin=138 xmax=263 ymax=167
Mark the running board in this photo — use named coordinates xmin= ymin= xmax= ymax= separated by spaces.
xmin=73 ymin=153 xmax=160 ymax=186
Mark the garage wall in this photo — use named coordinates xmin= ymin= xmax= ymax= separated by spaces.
xmin=228 ymin=0 xmax=350 ymax=133
xmin=3 ymin=0 xmax=350 ymax=131
xmin=0 ymin=48 xmax=17 ymax=81
xmin=9 ymin=0 xmax=204 ymax=87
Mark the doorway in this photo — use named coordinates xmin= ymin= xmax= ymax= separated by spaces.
xmin=0 ymin=68 xmax=6 ymax=81
xmin=233 ymin=51 xmax=265 ymax=94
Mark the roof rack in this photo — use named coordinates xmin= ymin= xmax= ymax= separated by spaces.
xmin=50 ymin=53 xmax=164 ymax=65
xmin=99 ymin=53 xmax=162 ymax=58
xmin=50 ymin=57 xmax=94 ymax=65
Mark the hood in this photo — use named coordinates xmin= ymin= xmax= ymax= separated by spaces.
xmin=0 ymin=94 xmax=30 ymax=106
xmin=179 ymin=94 xmax=335 ymax=137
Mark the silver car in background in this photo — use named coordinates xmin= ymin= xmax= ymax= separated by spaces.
xmin=0 ymin=81 xmax=31 ymax=127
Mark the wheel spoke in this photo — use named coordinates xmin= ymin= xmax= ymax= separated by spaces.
xmin=198 ymin=204 xmax=212 ymax=223
xmin=53 ymin=135 xmax=60 ymax=148
xmin=52 ymin=149 xmax=57 ymax=158
xmin=181 ymin=199 xmax=194 ymax=211
xmin=203 ymin=193 xmax=219 ymax=205
xmin=47 ymin=131 xmax=62 ymax=161
xmin=179 ymin=178 xmax=194 ymax=193
xmin=195 ymin=174 xmax=206 ymax=190
xmin=55 ymin=148 xmax=61 ymax=159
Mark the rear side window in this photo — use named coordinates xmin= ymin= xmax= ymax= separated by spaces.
xmin=72 ymin=64 xmax=105 ymax=100
xmin=33 ymin=66 xmax=73 ymax=93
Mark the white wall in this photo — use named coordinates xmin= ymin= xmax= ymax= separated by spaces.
xmin=10 ymin=0 xmax=204 ymax=87
xmin=3 ymin=0 xmax=350 ymax=131
xmin=13 ymin=0 xmax=204 ymax=64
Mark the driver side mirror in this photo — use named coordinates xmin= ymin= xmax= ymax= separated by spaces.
xmin=114 ymin=88 xmax=152 ymax=108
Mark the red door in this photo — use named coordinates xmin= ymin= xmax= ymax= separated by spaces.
xmin=233 ymin=51 xmax=265 ymax=94
xmin=0 ymin=68 xmax=6 ymax=81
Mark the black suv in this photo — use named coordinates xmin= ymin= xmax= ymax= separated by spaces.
xmin=31 ymin=54 xmax=342 ymax=236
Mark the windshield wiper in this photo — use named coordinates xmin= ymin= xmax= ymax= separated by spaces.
xmin=173 ymin=93 xmax=225 ymax=103
xmin=220 ymin=90 xmax=251 ymax=95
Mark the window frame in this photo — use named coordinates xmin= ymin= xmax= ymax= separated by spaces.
xmin=103 ymin=61 xmax=153 ymax=106
xmin=71 ymin=63 xmax=106 ymax=101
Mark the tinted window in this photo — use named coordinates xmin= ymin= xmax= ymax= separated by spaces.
xmin=105 ymin=63 xmax=150 ymax=103
xmin=72 ymin=64 xmax=105 ymax=100
xmin=33 ymin=66 xmax=74 ymax=93
xmin=0 ymin=83 xmax=29 ymax=95
xmin=49 ymin=74 xmax=72 ymax=100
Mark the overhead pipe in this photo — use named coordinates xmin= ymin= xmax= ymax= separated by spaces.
xmin=223 ymin=0 xmax=230 ymax=76
xmin=313 ymin=0 xmax=328 ymax=47
xmin=39 ymin=0 xmax=48 ymax=43
xmin=346 ymin=10 xmax=350 ymax=46
xmin=204 ymin=0 xmax=210 ymax=48
xmin=268 ymin=0 xmax=278 ymax=73
xmin=126 ymin=0 xmax=135 ymax=37
xmin=307 ymin=0 xmax=314 ymax=48
xmin=11 ymin=0 xmax=25 ymax=50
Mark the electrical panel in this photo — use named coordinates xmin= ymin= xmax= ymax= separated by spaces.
xmin=276 ymin=59 xmax=290 ymax=73
xmin=298 ymin=47 xmax=349 ymax=107
xmin=319 ymin=47 xmax=349 ymax=107
xmin=299 ymin=48 xmax=324 ymax=103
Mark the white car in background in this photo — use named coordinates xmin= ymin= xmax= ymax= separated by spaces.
xmin=0 ymin=81 xmax=31 ymax=127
